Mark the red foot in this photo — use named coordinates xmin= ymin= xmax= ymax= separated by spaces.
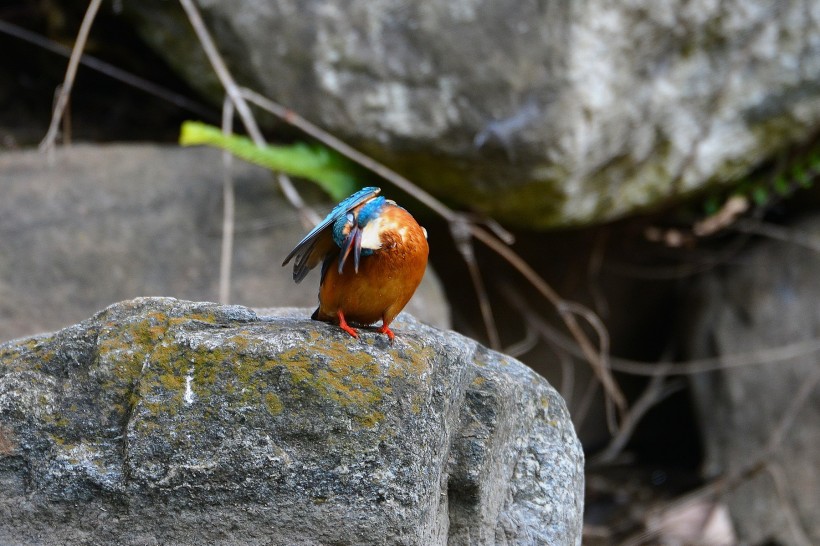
xmin=337 ymin=310 xmax=359 ymax=339
xmin=378 ymin=322 xmax=395 ymax=343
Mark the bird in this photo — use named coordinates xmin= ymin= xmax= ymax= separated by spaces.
xmin=282 ymin=187 xmax=429 ymax=341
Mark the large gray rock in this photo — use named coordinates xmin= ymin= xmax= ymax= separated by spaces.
xmin=685 ymin=215 xmax=820 ymax=545
xmin=0 ymin=297 xmax=584 ymax=545
xmin=122 ymin=0 xmax=820 ymax=227
xmin=0 ymin=145 xmax=448 ymax=342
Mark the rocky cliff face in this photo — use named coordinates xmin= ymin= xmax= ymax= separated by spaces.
xmin=0 ymin=298 xmax=584 ymax=545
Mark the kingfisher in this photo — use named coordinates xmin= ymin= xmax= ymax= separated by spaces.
xmin=282 ymin=187 xmax=429 ymax=341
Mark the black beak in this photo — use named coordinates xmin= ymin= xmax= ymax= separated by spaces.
xmin=338 ymin=225 xmax=363 ymax=274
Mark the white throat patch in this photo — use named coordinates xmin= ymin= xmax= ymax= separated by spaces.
xmin=359 ymin=214 xmax=407 ymax=250
xmin=360 ymin=217 xmax=385 ymax=250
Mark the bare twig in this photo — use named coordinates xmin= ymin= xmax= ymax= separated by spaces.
xmin=572 ymin=377 xmax=600 ymax=432
xmin=219 ymin=96 xmax=236 ymax=304
xmin=765 ymin=463 xmax=813 ymax=546
xmin=450 ymin=217 xmax=501 ymax=349
xmin=503 ymin=321 xmax=539 ymax=358
xmin=693 ymin=195 xmax=750 ymax=236
xmin=557 ymin=299 xmax=619 ymax=432
xmin=519 ymin=309 xmax=820 ymax=377
xmin=610 ymin=338 xmax=820 ymax=376
xmin=240 ymin=88 xmax=456 ymax=220
xmin=495 ymin=265 xmax=626 ymax=419
xmin=589 ymin=363 xmax=685 ymax=465
xmin=177 ymin=0 xmax=260 ymax=143
xmin=177 ymin=0 xmax=318 ymax=226
xmin=39 ymin=0 xmax=103 ymax=154
xmin=762 ymin=362 xmax=820 ymax=454
xmin=733 ymin=218 xmax=820 ymax=253
xmin=0 ymin=19 xmax=215 ymax=119
xmin=629 ymin=363 xmax=820 ymax=543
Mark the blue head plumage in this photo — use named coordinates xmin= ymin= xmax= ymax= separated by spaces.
xmin=333 ymin=196 xmax=387 ymax=273
xmin=282 ymin=187 xmax=380 ymax=282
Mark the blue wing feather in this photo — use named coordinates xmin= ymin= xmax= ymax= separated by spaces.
xmin=282 ymin=186 xmax=380 ymax=282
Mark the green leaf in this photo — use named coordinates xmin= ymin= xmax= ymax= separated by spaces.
xmin=793 ymin=166 xmax=810 ymax=187
xmin=179 ymin=121 xmax=358 ymax=201
xmin=773 ymin=174 xmax=790 ymax=195
xmin=751 ymin=184 xmax=769 ymax=206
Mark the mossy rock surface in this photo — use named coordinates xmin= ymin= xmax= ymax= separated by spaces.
xmin=0 ymin=297 xmax=583 ymax=545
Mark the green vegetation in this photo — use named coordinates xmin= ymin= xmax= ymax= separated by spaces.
xmin=705 ymin=146 xmax=820 ymax=216
xmin=179 ymin=121 xmax=359 ymax=200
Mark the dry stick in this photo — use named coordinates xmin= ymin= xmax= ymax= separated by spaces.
xmin=474 ymin=226 xmax=627 ymax=417
xmin=177 ymin=0 xmax=319 ymax=227
xmin=503 ymin=321 xmax=539 ymax=358
xmin=39 ymin=0 xmax=103 ymax=155
xmin=241 ymin=87 xmax=625 ymax=409
xmin=527 ymin=307 xmax=820 ymax=376
xmin=61 ymin=88 xmax=72 ymax=145
xmin=219 ymin=97 xmax=236 ymax=304
xmin=0 ymin=19 xmax=215 ymax=119
xmin=500 ymin=282 xmax=626 ymax=427
xmin=733 ymin=218 xmax=820 ymax=253
xmin=572 ymin=378 xmax=600 ymax=432
xmin=627 ymin=363 xmax=820 ymax=545
xmin=589 ymin=363 xmax=685 ymax=466
xmin=239 ymin=90 xmax=456 ymax=219
xmin=560 ymin=299 xmax=618 ymax=432
xmin=765 ymin=463 xmax=813 ymax=546
xmin=612 ymin=338 xmax=820 ymax=376
xmin=450 ymin=218 xmax=501 ymax=349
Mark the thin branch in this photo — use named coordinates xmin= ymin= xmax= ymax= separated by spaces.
xmin=572 ymin=377 xmax=600 ymax=431
xmin=240 ymin=88 xmax=457 ymax=220
xmin=556 ymin=299 xmax=619 ymax=432
xmin=450 ymin=218 xmax=501 ymax=349
xmin=39 ymin=0 xmax=103 ymax=154
xmin=219 ymin=96 xmax=236 ymax=304
xmin=762 ymin=362 xmax=820 ymax=454
xmin=0 ymin=19 xmax=215 ymax=119
xmin=765 ymin=463 xmax=813 ymax=546
xmin=177 ymin=0 xmax=318 ymax=226
xmin=632 ymin=363 xmax=820 ymax=541
xmin=483 ymin=236 xmax=626 ymax=415
xmin=610 ymin=338 xmax=820 ymax=376
xmin=589 ymin=364 xmax=685 ymax=466
xmin=523 ymin=310 xmax=820 ymax=377
xmin=733 ymin=218 xmax=820 ymax=253
xmin=177 ymin=0 xmax=261 ymax=143
xmin=503 ymin=321 xmax=539 ymax=358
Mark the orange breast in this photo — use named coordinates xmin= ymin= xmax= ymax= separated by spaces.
xmin=316 ymin=206 xmax=428 ymax=327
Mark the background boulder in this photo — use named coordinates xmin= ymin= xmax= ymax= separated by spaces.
xmin=684 ymin=215 xmax=820 ymax=545
xmin=0 ymin=144 xmax=449 ymax=342
xmin=121 ymin=0 xmax=820 ymax=227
